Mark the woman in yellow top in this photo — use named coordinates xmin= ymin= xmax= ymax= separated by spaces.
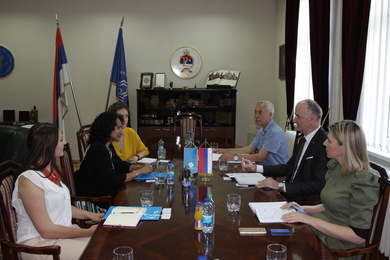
xmin=108 ymin=102 xmax=149 ymax=163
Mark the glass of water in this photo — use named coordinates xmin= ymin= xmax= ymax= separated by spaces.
xmin=140 ymin=190 xmax=154 ymax=207
xmin=154 ymin=161 xmax=166 ymax=185
xmin=227 ymin=193 xmax=241 ymax=214
xmin=113 ymin=246 xmax=133 ymax=260
xmin=266 ymin=244 xmax=287 ymax=260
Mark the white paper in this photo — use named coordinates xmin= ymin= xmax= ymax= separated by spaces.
xmin=103 ymin=207 xmax=146 ymax=227
xmin=226 ymin=173 xmax=266 ymax=185
xmin=212 ymin=153 xmax=222 ymax=161
xmin=249 ymin=201 xmax=294 ymax=223
xmin=137 ymin=157 xmax=157 ymax=164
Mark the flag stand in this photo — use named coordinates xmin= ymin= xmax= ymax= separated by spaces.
xmin=105 ymin=17 xmax=131 ymax=127
xmin=55 ymin=14 xmax=83 ymax=130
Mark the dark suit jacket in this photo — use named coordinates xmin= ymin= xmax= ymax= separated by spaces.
xmin=263 ymin=127 xmax=329 ymax=202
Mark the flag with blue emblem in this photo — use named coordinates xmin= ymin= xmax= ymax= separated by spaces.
xmin=110 ymin=26 xmax=129 ymax=124
xmin=53 ymin=26 xmax=70 ymax=137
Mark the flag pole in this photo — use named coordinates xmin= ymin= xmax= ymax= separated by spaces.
xmin=105 ymin=16 xmax=125 ymax=111
xmin=56 ymin=14 xmax=83 ymax=127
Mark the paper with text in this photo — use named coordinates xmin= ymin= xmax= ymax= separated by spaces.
xmin=249 ymin=201 xmax=294 ymax=223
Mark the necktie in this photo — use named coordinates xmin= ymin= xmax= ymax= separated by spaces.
xmin=291 ymin=137 xmax=306 ymax=182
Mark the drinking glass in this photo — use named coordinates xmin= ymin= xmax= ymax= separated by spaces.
xmin=266 ymin=244 xmax=287 ymax=260
xmin=113 ymin=246 xmax=133 ymax=260
xmin=210 ymin=142 xmax=218 ymax=150
xmin=218 ymin=158 xmax=228 ymax=172
xmin=227 ymin=194 xmax=241 ymax=213
xmin=140 ymin=190 xmax=154 ymax=207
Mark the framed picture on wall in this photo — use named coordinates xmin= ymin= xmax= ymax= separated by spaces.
xmin=140 ymin=72 xmax=153 ymax=89
xmin=279 ymin=44 xmax=286 ymax=80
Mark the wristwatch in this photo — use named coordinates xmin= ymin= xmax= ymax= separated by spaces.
xmin=278 ymin=182 xmax=285 ymax=192
xmin=135 ymin=154 xmax=140 ymax=159
xmin=233 ymin=154 xmax=239 ymax=161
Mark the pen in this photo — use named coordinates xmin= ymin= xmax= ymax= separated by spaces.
xmin=291 ymin=205 xmax=307 ymax=214
xmin=113 ymin=212 xmax=136 ymax=214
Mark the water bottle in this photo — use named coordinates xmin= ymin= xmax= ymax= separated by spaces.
xmin=166 ymin=161 xmax=175 ymax=185
xmin=157 ymin=138 xmax=165 ymax=160
xmin=202 ymin=198 xmax=214 ymax=233
xmin=158 ymin=138 xmax=164 ymax=150
xmin=181 ymin=165 xmax=191 ymax=190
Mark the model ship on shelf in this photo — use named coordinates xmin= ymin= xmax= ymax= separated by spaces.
xmin=205 ymin=70 xmax=240 ymax=89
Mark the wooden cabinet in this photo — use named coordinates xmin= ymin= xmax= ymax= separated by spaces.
xmin=137 ymin=89 xmax=237 ymax=142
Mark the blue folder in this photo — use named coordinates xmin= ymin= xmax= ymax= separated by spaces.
xmin=134 ymin=172 xmax=155 ymax=180
xmin=103 ymin=206 xmax=162 ymax=221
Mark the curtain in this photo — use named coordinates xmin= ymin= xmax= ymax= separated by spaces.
xmin=341 ymin=0 xmax=371 ymax=120
xmin=309 ymin=0 xmax=330 ymax=128
xmin=285 ymin=0 xmax=300 ymax=122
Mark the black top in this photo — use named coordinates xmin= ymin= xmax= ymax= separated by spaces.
xmin=75 ymin=142 xmax=130 ymax=208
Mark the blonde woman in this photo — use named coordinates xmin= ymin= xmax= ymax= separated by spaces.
xmin=281 ymin=120 xmax=379 ymax=260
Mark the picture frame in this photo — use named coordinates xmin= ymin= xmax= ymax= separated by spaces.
xmin=140 ymin=72 xmax=153 ymax=89
xmin=279 ymin=44 xmax=286 ymax=80
xmin=155 ymin=73 xmax=166 ymax=88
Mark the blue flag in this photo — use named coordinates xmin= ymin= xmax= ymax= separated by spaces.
xmin=110 ymin=28 xmax=129 ymax=117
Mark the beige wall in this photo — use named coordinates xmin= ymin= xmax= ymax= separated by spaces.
xmin=0 ymin=0 xmax=287 ymax=159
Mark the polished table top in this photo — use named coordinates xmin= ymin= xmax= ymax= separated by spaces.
xmin=80 ymin=153 xmax=336 ymax=259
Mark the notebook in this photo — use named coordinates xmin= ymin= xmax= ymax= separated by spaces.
xmin=248 ymin=201 xmax=294 ymax=223
xmin=103 ymin=206 xmax=162 ymax=221
xmin=103 ymin=207 xmax=147 ymax=227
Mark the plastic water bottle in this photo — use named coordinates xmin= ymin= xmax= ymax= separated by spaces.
xmin=181 ymin=165 xmax=191 ymax=190
xmin=202 ymin=197 xmax=214 ymax=233
xmin=158 ymin=138 xmax=164 ymax=150
xmin=166 ymin=161 xmax=175 ymax=185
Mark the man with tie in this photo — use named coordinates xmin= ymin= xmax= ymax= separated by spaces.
xmin=242 ymin=99 xmax=329 ymax=203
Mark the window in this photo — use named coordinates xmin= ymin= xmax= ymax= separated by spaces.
xmin=357 ymin=0 xmax=390 ymax=159
xmin=294 ymin=0 xmax=314 ymax=107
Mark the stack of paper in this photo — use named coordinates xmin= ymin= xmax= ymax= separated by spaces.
xmin=137 ymin=157 xmax=157 ymax=164
xmin=103 ymin=207 xmax=147 ymax=227
xmin=249 ymin=201 xmax=294 ymax=223
xmin=226 ymin=173 xmax=266 ymax=185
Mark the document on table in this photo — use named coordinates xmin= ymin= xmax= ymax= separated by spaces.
xmin=103 ymin=207 xmax=147 ymax=227
xmin=226 ymin=173 xmax=266 ymax=185
xmin=137 ymin=157 xmax=157 ymax=164
xmin=249 ymin=201 xmax=294 ymax=223
xmin=212 ymin=153 xmax=222 ymax=161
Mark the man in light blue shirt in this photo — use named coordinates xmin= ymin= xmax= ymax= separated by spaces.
xmin=215 ymin=101 xmax=289 ymax=165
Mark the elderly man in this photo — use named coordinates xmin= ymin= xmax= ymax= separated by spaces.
xmin=215 ymin=101 xmax=289 ymax=165
xmin=242 ymin=99 xmax=329 ymax=203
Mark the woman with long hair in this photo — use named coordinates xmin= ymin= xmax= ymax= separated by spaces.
xmin=107 ymin=102 xmax=149 ymax=163
xmin=12 ymin=123 xmax=103 ymax=259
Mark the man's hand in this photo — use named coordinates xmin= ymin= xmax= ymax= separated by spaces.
xmin=256 ymin=177 xmax=279 ymax=190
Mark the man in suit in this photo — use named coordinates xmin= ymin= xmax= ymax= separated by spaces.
xmin=242 ymin=99 xmax=329 ymax=202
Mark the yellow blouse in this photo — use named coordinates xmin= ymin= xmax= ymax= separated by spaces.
xmin=112 ymin=128 xmax=149 ymax=161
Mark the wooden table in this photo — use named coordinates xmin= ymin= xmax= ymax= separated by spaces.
xmin=80 ymin=154 xmax=336 ymax=259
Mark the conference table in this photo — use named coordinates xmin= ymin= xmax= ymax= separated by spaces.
xmin=80 ymin=145 xmax=336 ymax=259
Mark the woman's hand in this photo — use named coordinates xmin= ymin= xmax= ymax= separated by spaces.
xmin=241 ymin=158 xmax=256 ymax=172
xmin=88 ymin=212 xmax=104 ymax=223
xmin=281 ymin=211 xmax=312 ymax=224
xmin=138 ymin=164 xmax=153 ymax=175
